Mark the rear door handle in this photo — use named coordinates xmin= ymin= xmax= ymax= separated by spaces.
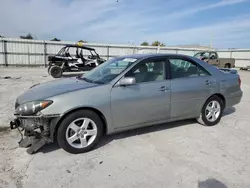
xmin=159 ymin=86 xmax=169 ymax=91
xmin=205 ymin=80 xmax=212 ymax=85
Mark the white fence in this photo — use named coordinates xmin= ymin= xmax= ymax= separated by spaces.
xmin=1 ymin=38 xmax=250 ymax=68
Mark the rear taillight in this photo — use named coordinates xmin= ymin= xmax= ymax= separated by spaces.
xmin=238 ymin=77 xmax=241 ymax=86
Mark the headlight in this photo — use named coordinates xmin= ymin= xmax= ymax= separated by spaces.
xmin=15 ymin=100 xmax=53 ymax=116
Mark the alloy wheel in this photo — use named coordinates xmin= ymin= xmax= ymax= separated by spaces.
xmin=205 ymin=100 xmax=221 ymax=122
xmin=65 ymin=118 xmax=97 ymax=149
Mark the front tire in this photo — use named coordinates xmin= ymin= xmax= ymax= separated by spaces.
xmin=57 ymin=110 xmax=104 ymax=154
xmin=197 ymin=95 xmax=224 ymax=126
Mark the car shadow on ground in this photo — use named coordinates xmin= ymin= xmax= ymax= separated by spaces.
xmin=39 ymin=119 xmax=195 ymax=154
xmin=0 ymin=126 xmax=10 ymax=136
xmin=39 ymin=143 xmax=60 ymax=153
xmin=0 ymin=126 xmax=9 ymax=133
xmin=198 ymin=178 xmax=228 ymax=188
xmin=222 ymin=107 xmax=236 ymax=117
xmin=97 ymin=119 xmax=196 ymax=149
xmin=97 ymin=107 xmax=236 ymax=150
xmin=39 ymin=107 xmax=236 ymax=154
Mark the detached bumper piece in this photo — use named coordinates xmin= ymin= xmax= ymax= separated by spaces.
xmin=24 ymin=137 xmax=48 ymax=155
xmin=18 ymin=135 xmax=49 ymax=155
xmin=10 ymin=117 xmax=51 ymax=154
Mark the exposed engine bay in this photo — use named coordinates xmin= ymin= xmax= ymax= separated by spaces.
xmin=10 ymin=116 xmax=58 ymax=154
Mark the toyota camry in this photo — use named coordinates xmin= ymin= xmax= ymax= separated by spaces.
xmin=10 ymin=54 xmax=242 ymax=154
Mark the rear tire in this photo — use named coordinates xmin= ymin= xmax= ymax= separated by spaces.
xmin=57 ymin=110 xmax=104 ymax=154
xmin=197 ymin=95 xmax=224 ymax=126
xmin=50 ymin=66 xmax=63 ymax=78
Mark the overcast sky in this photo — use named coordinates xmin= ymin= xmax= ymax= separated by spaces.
xmin=1 ymin=0 xmax=250 ymax=48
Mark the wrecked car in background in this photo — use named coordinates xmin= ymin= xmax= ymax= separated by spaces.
xmin=194 ymin=51 xmax=235 ymax=68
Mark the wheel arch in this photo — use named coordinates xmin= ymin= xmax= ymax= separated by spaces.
xmin=197 ymin=93 xmax=226 ymax=126
xmin=50 ymin=107 xmax=108 ymax=142
xmin=206 ymin=93 xmax=226 ymax=109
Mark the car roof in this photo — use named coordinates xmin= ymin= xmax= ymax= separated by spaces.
xmin=195 ymin=51 xmax=216 ymax=53
xmin=118 ymin=53 xmax=223 ymax=77
xmin=117 ymin=53 xmax=192 ymax=60
xmin=64 ymin=44 xmax=95 ymax=51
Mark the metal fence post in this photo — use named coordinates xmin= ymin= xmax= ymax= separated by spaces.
xmin=107 ymin=45 xmax=109 ymax=60
xmin=0 ymin=39 xmax=3 ymax=66
xmin=157 ymin=45 xmax=160 ymax=54
xmin=44 ymin=41 xmax=47 ymax=67
xmin=28 ymin=44 xmax=30 ymax=66
xmin=3 ymin=40 xmax=8 ymax=67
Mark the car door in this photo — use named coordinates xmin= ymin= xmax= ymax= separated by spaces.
xmin=110 ymin=57 xmax=171 ymax=129
xmin=168 ymin=56 xmax=215 ymax=119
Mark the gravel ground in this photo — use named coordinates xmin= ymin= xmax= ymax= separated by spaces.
xmin=0 ymin=68 xmax=250 ymax=188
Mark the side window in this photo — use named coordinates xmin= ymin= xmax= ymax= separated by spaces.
xmin=125 ymin=59 xmax=166 ymax=83
xmin=169 ymin=58 xmax=210 ymax=79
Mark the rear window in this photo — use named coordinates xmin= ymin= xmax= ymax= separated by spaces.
xmin=169 ymin=58 xmax=211 ymax=79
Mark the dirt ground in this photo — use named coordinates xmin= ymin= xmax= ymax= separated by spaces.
xmin=0 ymin=68 xmax=250 ymax=188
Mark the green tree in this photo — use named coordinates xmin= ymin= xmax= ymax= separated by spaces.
xmin=160 ymin=43 xmax=166 ymax=47
xmin=152 ymin=41 xmax=160 ymax=46
xmin=152 ymin=40 xmax=166 ymax=46
xmin=78 ymin=40 xmax=87 ymax=43
xmin=141 ymin=41 xmax=149 ymax=46
xmin=51 ymin=37 xmax=61 ymax=41
xmin=20 ymin=33 xmax=34 ymax=39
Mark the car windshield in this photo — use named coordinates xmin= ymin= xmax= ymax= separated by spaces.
xmin=79 ymin=56 xmax=138 ymax=84
xmin=57 ymin=47 xmax=66 ymax=56
xmin=194 ymin=52 xmax=209 ymax=59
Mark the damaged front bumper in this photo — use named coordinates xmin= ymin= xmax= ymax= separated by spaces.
xmin=10 ymin=114 xmax=60 ymax=154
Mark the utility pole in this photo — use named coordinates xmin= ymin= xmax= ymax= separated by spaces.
xmin=210 ymin=32 xmax=214 ymax=50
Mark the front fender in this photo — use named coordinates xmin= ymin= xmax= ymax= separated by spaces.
xmin=49 ymin=105 xmax=114 ymax=142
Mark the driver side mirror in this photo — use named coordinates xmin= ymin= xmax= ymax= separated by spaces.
xmin=117 ymin=77 xmax=136 ymax=86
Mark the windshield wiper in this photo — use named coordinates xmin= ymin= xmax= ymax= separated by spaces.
xmin=93 ymin=80 xmax=105 ymax=84
xmin=78 ymin=77 xmax=104 ymax=84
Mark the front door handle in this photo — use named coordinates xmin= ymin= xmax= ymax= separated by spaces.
xmin=159 ymin=86 xmax=169 ymax=91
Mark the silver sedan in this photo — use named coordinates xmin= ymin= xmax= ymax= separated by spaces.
xmin=10 ymin=54 xmax=243 ymax=154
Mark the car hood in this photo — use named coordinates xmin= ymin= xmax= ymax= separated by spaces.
xmin=16 ymin=77 xmax=98 ymax=106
